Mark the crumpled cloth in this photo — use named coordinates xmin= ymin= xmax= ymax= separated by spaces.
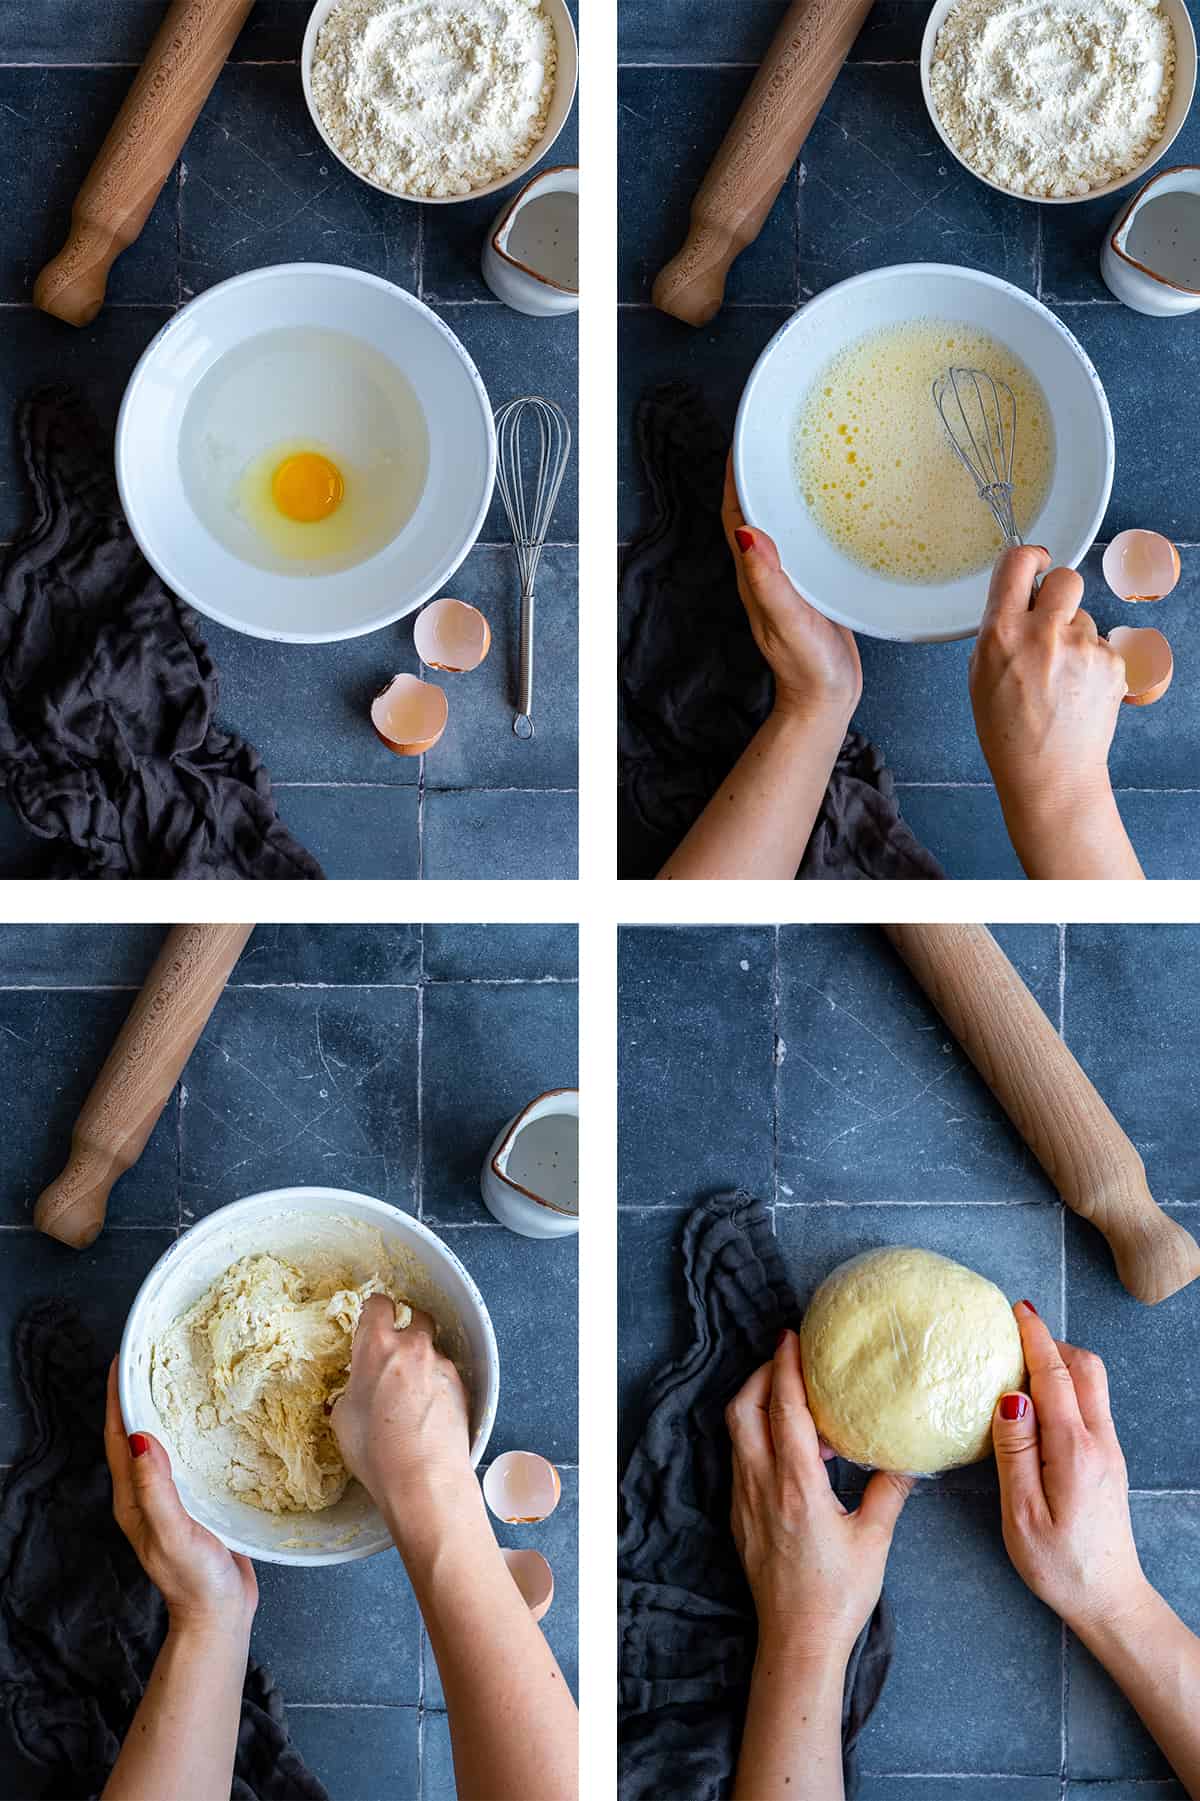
xmin=618 ymin=1192 xmax=895 ymax=1800
xmin=618 ymin=382 xmax=944 ymax=881
xmin=0 ymin=1301 xmax=330 ymax=1801
xmin=0 ymin=387 xmax=324 ymax=879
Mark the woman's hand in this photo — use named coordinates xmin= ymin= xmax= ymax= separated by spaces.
xmin=992 ymin=1303 xmax=1151 ymax=1639
xmin=105 ymin=1361 xmax=256 ymax=1639
xmin=331 ymin=1297 xmax=478 ymax=1556
xmin=726 ymin=1330 xmax=912 ymax=1660
xmin=969 ymin=547 xmax=1142 ymax=878
xmin=723 ymin=459 xmax=862 ymax=727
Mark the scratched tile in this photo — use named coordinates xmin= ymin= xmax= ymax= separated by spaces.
xmin=618 ymin=305 xmax=789 ymax=541
xmin=179 ymin=985 xmax=419 ymax=1219
xmin=0 ymin=924 xmax=163 ymax=986
xmin=419 ymin=546 xmax=578 ymax=791
xmin=0 ymin=1228 xmax=174 ymax=1462
xmin=862 ymin=1783 xmax=1060 ymax=1800
xmin=797 ymin=64 xmax=1040 ymax=298
xmin=422 ymin=924 xmax=577 ymax=984
xmin=422 ymin=1465 xmax=578 ymax=1708
xmin=1067 ymin=1495 xmax=1200 ymax=1778
xmin=439 ymin=1226 xmax=577 ymax=1462
xmin=0 ymin=308 xmax=170 ymax=540
xmin=617 ymin=1208 xmax=691 ymax=1470
xmin=180 ymin=64 xmax=421 ymax=297
xmin=852 ymin=638 xmax=981 ymax=785
xmin=252 ymin=1553 xmax=422 ymax=1704
xmin=1063 ymin=925 xmax=1200 ymax=1201
xmin=618 ymin=926 xmax=775 ymax=1206
xmin=421 ymin=976 xmax=578 ymax=1224
xmin=1065 ymin=1786 xmax=1187 ymax=1800
xmin=421 ymin=788 xmax=578 ymax=880
xmin=287 ymin=1706 xmax=420 ymax=1801
xmin=618 ymin=0 xmax=927 ymax=64
xmin=0 ymin=991 xmax=178 ymax=1228
xmin=0 ymin=69 xmax=179 ymax=304
xmin=420 ymin=1712 xmax=457 ymax=1801
xmin=271 ymin=786 xmax=421 ymax=880
xmin=0 ymin=2 xmax=310 ymax=61
xmin=775 ymin=924 xmax=1060 ymax=1203
xmin=1105 ymin=792 xmax=1200 ymax=879
xmin=1065 ymin=1205 xmax=1200 ymax=1490
xmin=890 ymin=787 xmax=1030 ymax=880
xmin=618 ymin=67 xmax=799 ymax=305
xmin=231 ymin=925 xmax=422 ymax=986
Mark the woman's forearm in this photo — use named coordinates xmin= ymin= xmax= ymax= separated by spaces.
xmin=658 ymin=703 xmax=849 ymax=880
xmin=733 ymin=1633 xmax=847 ymax=1801
xmin=998 ymin=780 xmax=1144 ymax=881
xmin=1075 ymin=1583 xmax=1200 ymax=1793
xmin=101 ymin=1618 xmax=249 ymax=1801
xmin=386 ymin=1495 xmax=578 ymax=1801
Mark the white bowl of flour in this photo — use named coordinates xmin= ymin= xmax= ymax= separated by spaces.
xmin=119 ymin=1187 xmax=499 ymax=1565
xmin=921 ymin=0 xmax=1196 ymax=204
xmin=302 ymin=0 xmax=578 ymax=203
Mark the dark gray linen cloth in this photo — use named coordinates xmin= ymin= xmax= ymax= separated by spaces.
xmin=618 ymin=1191 xmax=894 ymax=1800
xmin=0 ymin=387 xmax=323 ymax=879
xmin=618 ymin=382 xmax=944 ymax=881
xmin=0 ymin=1301 xmax=329 ymax=1801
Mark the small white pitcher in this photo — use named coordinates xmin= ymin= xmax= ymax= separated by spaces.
xmin=482 ymin=166 xmax=579 ymax=317
xmin=480 ymin=1088 xmax=579 ymax=1238
xmin=1101 ymin=165 xmax=1200 ymax=316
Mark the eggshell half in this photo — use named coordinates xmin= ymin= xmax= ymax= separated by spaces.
xmin=482 ymin=1451 xmax=562 ymax=1524
xmin=370 ymin=673 xmax=448 ymax=754
xmin=503 ymin=1549 xmax=554 ymax=1622
xmin=1108 ymin=626 xmax=1174 ymax=707
xmin=1102 ymin=530 xmax=1181 ymax=604
xmin=413 ymin=598 xmax=491 ymax=672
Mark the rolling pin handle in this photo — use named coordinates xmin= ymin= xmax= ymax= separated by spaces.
xmin=32 ymin=220 xmax=124 ymax=328
xmin=651 ymin=222 xmax=745 ymax=328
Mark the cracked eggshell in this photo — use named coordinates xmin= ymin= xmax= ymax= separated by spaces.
xmin=413 ymin=597 xmax=491 ymax=672
xmin=482 ymin=1451 xmax=561 ymax=1524
xmin=503 ymin=1548 xmax=554 ymax=1621
xmin=1102 ymin=530 xmax=1181 ymax=603
xmin=370 ymin=673 xmax=448 ymax=755
xmin=1108 ymin=625 xmax=1174 ymax=706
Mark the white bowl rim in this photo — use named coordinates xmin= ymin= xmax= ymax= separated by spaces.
xmin=117 ymin=1184 xmax=501 ymax=1564
xmin=114 ymin=262 xmax=497 ymax=645
xmin=300 ymin=0 xmax=579 ymax=206
xmin=733 ymin=261 xmax=1116 ymax=644
xmin=919 ymin=0 xmax=1198 ymax=206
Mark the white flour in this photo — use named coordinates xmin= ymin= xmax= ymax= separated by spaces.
xmin=311 ymin=0 xmax=556 ymax=198
xmin=930 ymin=0 xmax=1175 ymax=197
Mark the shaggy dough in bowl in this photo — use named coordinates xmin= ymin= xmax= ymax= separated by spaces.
xmin=151 ymin=1226 xmax=412 ymax=1514
xmin=799 ymin=1247 xmax=1025 ymax=1474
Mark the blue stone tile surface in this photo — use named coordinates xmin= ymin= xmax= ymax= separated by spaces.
xmin=0 ymin=6 xmax=577 ymax=881
xmin=0 ymin=925 xmax=576 ymax=1787
xmin=619 ymin=1 xmax=1200 ymax=878
xmin=619 ymin=923 xmax=1200 ymax=1787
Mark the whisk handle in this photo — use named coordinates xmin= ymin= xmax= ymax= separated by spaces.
xmin=514 ymin=585 xmax=535 ymax=740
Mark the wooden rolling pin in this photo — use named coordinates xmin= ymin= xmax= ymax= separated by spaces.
xmin=34 ymin=923 xmax=252 ymax=1249
xmin=33 ymin=0 xmax=256 ymax=328
xmin=652 ymin=0 xmax=874 ymax=327
xmin=884 ymin=924 xmax=1200 ymax=1306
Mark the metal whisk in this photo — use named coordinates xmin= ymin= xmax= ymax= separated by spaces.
xmin=494 ymin=396 xmax=572 ymax=741
xmin=932 ymin=366 xmax=1024 ymax=549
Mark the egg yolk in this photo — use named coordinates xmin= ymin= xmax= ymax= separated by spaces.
xmin=271 ymin=452 xmax=344 ymax=524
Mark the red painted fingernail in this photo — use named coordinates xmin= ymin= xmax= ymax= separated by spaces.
xmin=1020 ymin=1299 xmax=1039 ymax=1316
xmin=775 ymin=1329 xmax=789 ymax=1349
xmin=1000 ymin=1395 xmax=1029 ymax=1421
xmin=734 ymin=528 xmax=754 ymax=553
xmin=129 ymin=1433 xmax=149 ymax=1458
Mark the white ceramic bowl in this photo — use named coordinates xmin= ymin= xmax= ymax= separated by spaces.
xmin=301 ymin=0 xmax=578 ymax=205
xmin=116 ymin=264 xmax=495 ymax=644
xmin=118 ymin=1186 xmax=500 ymax=1565
xmin=733 ymin=263 xmax=1114 ymax=643
xmin=921 ymin=0 xmax=1197 ymax=206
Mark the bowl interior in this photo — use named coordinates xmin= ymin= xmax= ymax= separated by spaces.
xmin=300 ymin=0 xmax=578 ymax=205
xmin=920 ymin=0 xmax=1197 ymax=206
xmin=119 ymin=1187 xmax=499 ymax=1564
xmin=116 ymin=265 xmax=495 ymax=643
xmin=734 ymin=264 xmax=1113 ymax=642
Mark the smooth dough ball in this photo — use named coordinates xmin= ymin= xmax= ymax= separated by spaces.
xmin=799 ymin=1247 xmax=1025 ymax=1474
